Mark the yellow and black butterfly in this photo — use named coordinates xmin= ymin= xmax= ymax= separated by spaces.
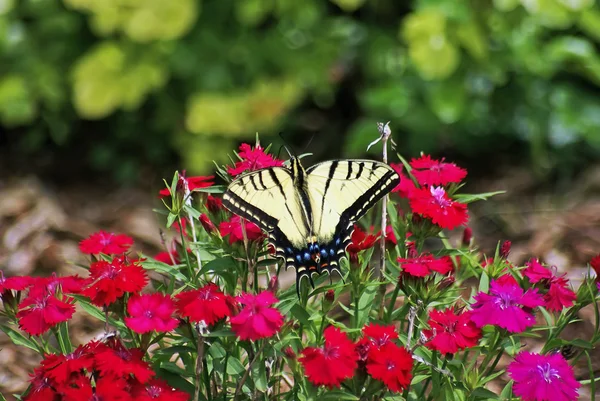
xmin=223 ymin=156 xmax=399 ymax=291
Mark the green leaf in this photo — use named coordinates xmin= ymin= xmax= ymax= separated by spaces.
xmin=320 ymin=390 xmax=359 ymax=400
xmin=0 ymin=324 xmax=41 ymax=353
xmin=251 ymin=355 xmax=267 ymax=392
xmin=356 ymin=284 xmax=378 ymax=328
xmin=470 ymin=387 xmax=498 ymax=399
xmin=227 ymin=356 xmax=246 ymax=375
xmin=500 ymin=380 xmax=514 ymax=399
xmin=56 ymin=322 xmax=73 ymax=354
xmin=453 ymin=191 xmax=505 ymax=204
xmin=141 ymin=259 xmax=189 ymax=283
xmin=290 ymin=304 xmax=312 ymax=327
xmin=167 ymin=212 xmax=178 ymax=228
xmin=478 ymin=271 xmax=490 ymax=293
xmin=71 ymin=295 xmax=127 ymax=329
xmin=194 ymin=185 xmax=226 ymax=194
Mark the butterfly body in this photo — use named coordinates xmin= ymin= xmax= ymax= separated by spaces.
xmin=223 ymin=156 xmax=399 ymax=290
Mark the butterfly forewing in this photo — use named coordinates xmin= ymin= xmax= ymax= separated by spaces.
xmin=306 ymin=160 xmax=400 ymax=243
xmin=222 ymin=167 xmax=309 ymax=247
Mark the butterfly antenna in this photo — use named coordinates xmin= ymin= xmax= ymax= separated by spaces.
xmin=278 ymin=132 xmax=295 ymax=159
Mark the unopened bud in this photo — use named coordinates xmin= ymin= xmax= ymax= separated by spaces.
xmin=462 ymin=227 xmax=473 ymax=247
xmin=500 ymin=240 xmax=511 ymax=259
xmin=283 ymin=347 xmax=296 ymax=359
xmin=436 ymin=276 xmax=456 ymax=291
xmin=268 ymin=275 xmax=279 ymax=293
xmin=325 ymin=289 xmax=335 ymax=303
xmin=199 ymin=214 xmax=216 ymax=234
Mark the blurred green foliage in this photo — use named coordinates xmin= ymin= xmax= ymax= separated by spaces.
xmin=2 ymin=0 xmax=600 ymax=180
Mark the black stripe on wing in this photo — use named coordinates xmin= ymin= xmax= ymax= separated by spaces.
xmin=222 ymin=190 xmax=278 ymax=233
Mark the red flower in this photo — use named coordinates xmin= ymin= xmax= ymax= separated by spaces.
xmin=159 ymin=174 xmax=214 ymax=198
xmin=423 ymin=308 xmax=482 ymax=354
xmin=62 ymin=375 xmax=130 ymax=401
xmin=206 ymin=195 xmax=224 ymax=213
xmin=125 ymin=293 xmax=179 ymax=334
xmin=227 ymin=143 xmax=284 ymax=177
xmin=27 ymin=274 xmax=87 ymax=299
xmin=40 ymin=344 xmax=95 ymax=384
xmin=94 ymin=339 xmax=155 ymax=383
xmin=409 ymin=155 xmax=466 ymax=186
xmin=131 ymin=378 xmax=190 ymax=401
xmin=409 ymin=186 xmax=468 ymax=230
xmin=79 ymin=231 xmax=134 ymax=255
xmin=356 ymin=324 xmax=398 ymax=361
xmin=23 ymin=369 xmax=58 ymax=401
xmin=219 ymin=215 xmax=264 ymax=244
xmin=82 ymin=257 xmax=148 ymax=307
xmin=397 ymin=254 xmax=453 ymax=277
xmin=590 ymin=254 xmax=600 ymax=278
xmin=347 ymin=225 xmax=379 ymax=261
xmin=154 ymin=250 xmax=180 ymax=265
xmin=230 ymin=291 xmax=283 ymax=340
xmin=390 ymin=163 xmax=416 ymax=198
xmin=0 ymin=272 xmax=32 ymax=293
xmin=300 ymin=326 xmax=358 ymax=388
xmin=366 ymin=342 xmax=413 ymax=392
xmin=385 ymin=224 xmax=398 ymax=245
xmin=176 ymin=283 xmax=232 ymax=325
xmin=17 ymin=292 xmax=75 ymax=336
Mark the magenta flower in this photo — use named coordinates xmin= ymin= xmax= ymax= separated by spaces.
xmin=508 ymin=351 xmax=580 ymax=401
xmin=230 ymin=291 xmax=283 ymax=341
xmin=125 ymin=293 xmax=179 ymax=334
xmin=470 ymin=280 xmax=544 ymax=333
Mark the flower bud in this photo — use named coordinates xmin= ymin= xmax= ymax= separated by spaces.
xmin=268 ymin=275 xmax=279 ymax=294
xmin=462 ymin=227 xmax=473 ymax=247
xmin=325 ymin=289 xmax=335 ymax=303
xmin=199 ymin=214 xmax=217 ymax=234
xmin=284 ymin=346 xmax=296 ymax=360
xmin=500 ymin=240 xmax=511 ymax=259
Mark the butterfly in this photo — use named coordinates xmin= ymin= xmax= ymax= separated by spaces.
xmin=223 ymin=156 xmax=399 ymax=292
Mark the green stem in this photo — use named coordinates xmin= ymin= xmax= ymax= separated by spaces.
xmin=479 ymin=330 xmax=502 ymax=372
xmin=177 ymin=216 xmax=194 ymax=279
xmin=384 ymin=281 xmax=401 ymax=322
xmin=234 ymin=341 xmax=268 ymax=400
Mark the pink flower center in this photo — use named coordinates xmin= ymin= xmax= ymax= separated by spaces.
xmin=495 ymin=293 xmax=518 ymax=310
xmin=145 ymin=310 xmax=154 ymax=318
xmin=537 ymin=362 xmax=560 ymax=383
xmin=430 ymin=187 xmax=451 ymax=207
xmin=387 ymin=360 xmax=396 ymax=370
xmin=374 ymin=334 xmax=390 ymax=346
xmin=323 ymin=345 xmax=340 ymax=359
xmin=99 ymin=265 xmax=119 ymax=280
xmin=146 ymin=385 xmax=162 ymax=398
xmin=99 ymin=233 xmax=114 ymax=246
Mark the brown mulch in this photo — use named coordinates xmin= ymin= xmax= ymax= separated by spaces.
xmin=0 ymin=167 xmax=599 ymax=399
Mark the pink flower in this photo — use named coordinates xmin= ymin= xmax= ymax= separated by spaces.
xmin=230 ymin=291 xmax=283 ymax=341
xmin=409 ymin=155 xmax=467 ymax=186
xmin=0 ymin=272 xmax=32 ymax=293
xmin=397 ymin=253 xmax=453 ymax=277
xmin=79 ymin=231 xmax=134 ymax=255
xmin=125 ymin=293 xmax=179 ymax=334
xmin=471 ymin=280 xmax=544 ymax=333
xmin=219 ymin=215 xmax=264 ymax=244
xmin=175 ymin=284 xmax=232 ymax=325
xmin=409 ymin=186 xmax=468 ymax=230
xmin=508 ymin=351 xmax=580 ymax=401
xmin=227 ymin=143 xmax=284 ymax=177
xmin=524 ymin=259 xmax=576 ymax=312
xmin=154 ymin=250 xmax=180 ymax=265
xmin=131 ymin=378 xmax=190 ymax=401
